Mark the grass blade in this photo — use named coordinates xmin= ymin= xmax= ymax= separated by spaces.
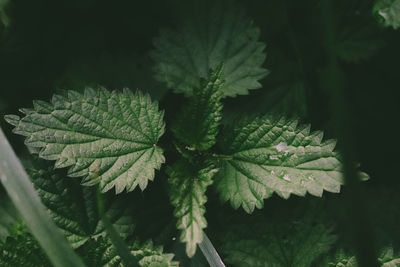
xmin=0 ymin=128 xmax=85 ymax=267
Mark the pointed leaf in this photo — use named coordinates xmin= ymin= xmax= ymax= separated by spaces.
xmin=172 ymin=65 xmax=224 ymax=151
xmin=5 ymin=88 xmax=165 ymax=193
xmin=167 ymin=160 xmax=217 ymax=257
xmin=151 ymin=0 xmax=268 ymax=97
xmin=215 ymin=115 xmax=369 ymax=213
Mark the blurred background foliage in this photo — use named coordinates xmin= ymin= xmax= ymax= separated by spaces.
xmin=1 ymin=0 xmax=400 ymax=266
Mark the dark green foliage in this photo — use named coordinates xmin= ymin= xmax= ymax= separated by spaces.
xmin=0 ymin=224 xmax=51 ymax=267
xmin=1 ymin=0 xmax=399 ymax=266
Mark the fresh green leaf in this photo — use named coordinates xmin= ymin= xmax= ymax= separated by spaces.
xmin=151 ymin=0 xmax=268 ymax=97
xmin=5 ymin=87 xmax=165 ymax=194
xmin=29 ymin=163 xmax=134 ymax=248
xmin=214 ymin=115 xmax=369 ymax=213
xmin=222 ymin=216 xmax=336 ymax=267
xmin=167 ymin=159 xmax=217 ymax=257
xmin=374 ymin=0 xmax=400 ymax=29
xmin=78 ymin=237 xmax=178 ymax=267
xmin=172 ymin=65 xmax=224 ymax=151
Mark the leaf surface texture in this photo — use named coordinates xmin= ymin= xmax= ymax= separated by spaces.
xmin=5 ymin=88 xmax=165 ymax=193
xmin=215 ymin=115 xmax=369 ymax=213
xmin=167 ymin=159 xmax=217 ymax=257
xmin=151 ymin=0 xmax=268 ymax=97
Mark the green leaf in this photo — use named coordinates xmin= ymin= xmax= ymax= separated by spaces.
xmin=0 ymin=128 xmax=85 ymax=267
xmin=5 ymin=87 xmax=165 ymax=194
xmin=172 ymin=65 xmax=224 ymax=151
xmin=374 ymin=0 xmax=400 ymax=29
xmin=78 ymin=237 xmax=178 ymax=267
xmin=167 ymin=159 xmax=217 ymax=257
xmin=29 ymin=163 xmax=134 ymax=248
xmin=214 ymin=115 xmax=369 ymax=213
xmin=151 ymin=0 xmax=268 ymax=97
xmin=0 ymin=224 xmax=51 ymax=267
xmin=222 ymin=216 xmax=336 ymax=267
xmin=326 ymin=250 xmax=358 ymax=267
xmin=326 ymin=247 xmax=400 ymax=267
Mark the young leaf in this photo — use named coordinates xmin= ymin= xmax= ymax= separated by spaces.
xmin=167 ymin=159 xmax=217 ymax=257
xmin=78 ymin=237 xmax=178 ymax=267
xmin=215 ymin=115 xmax=369 ymax=213
xmin=172 ymin=65 xmax=224 ymax=151
xmin=222 ymin=217 xmax=336 ymax=267
xmin=374 ymin=0 xmax=400 ymax=30
xmin=5 ymin=87 xmax=165 ymax=194
xmin=151 ymin=0 xmax=268 ymax=97
xmin=29 ymin=164 xmax=134 ymax=248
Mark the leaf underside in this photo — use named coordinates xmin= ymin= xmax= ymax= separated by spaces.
xmin=5 ymin=87 xmax=165 ymax=194
xmin=151 ymin=0 xmax=268 ymax=97
xmin=167 ymin=160 xmax=217 ymax=257
xmin=215 ymin=115 xmax=369 ymax=213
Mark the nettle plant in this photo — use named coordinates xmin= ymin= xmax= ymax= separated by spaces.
xmin=2 ymin=1 xmax=380 ymax=266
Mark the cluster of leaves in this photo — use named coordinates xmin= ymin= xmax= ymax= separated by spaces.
xmin=1 ymin=0 xmax=400 ymax=266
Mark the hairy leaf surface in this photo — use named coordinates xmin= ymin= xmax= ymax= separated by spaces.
xmin=215 ymin=115 xmax=369 ymax=213
xmin=172 ymin=66 xmax=223 ymax=151
xmin=29 ymin=165 xmax=134 ymax=248
xmin=151 ymin=0 xmax=268 ymax=97
xmin=167 ymin=160 xmax=217 ymax=257
xmin=5 ymin=88 xmax=165 ymax=193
